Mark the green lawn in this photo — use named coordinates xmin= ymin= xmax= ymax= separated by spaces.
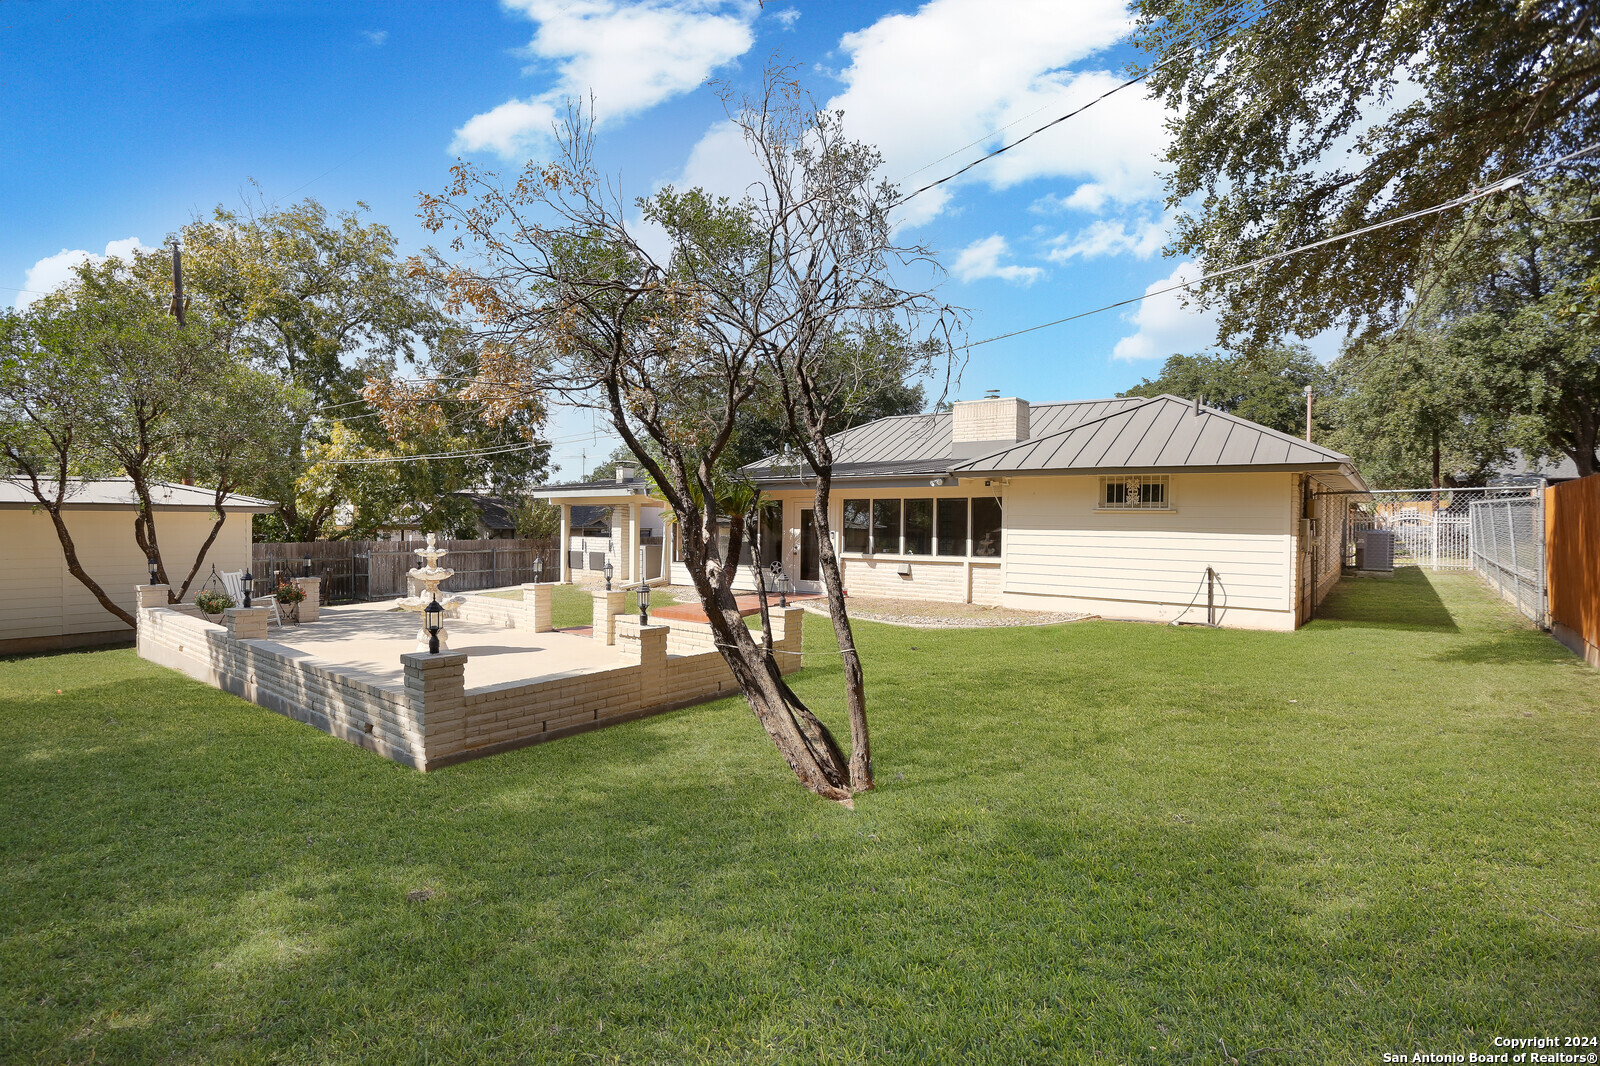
xmin=481 ymin=582 xmax=680 ymax=629
xmin=3 ymin=570 xmax=1597 ymax=1064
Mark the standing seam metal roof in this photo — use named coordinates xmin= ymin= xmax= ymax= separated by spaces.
xmin=950 ymin=395 xmax=1358 ymax=473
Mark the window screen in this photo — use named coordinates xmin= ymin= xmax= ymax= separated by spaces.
xmin=936 ymin=498 xmax=967 ymax=556
xmin=842 ymin=499 xmax=870 ymax=553
xmin=872 ymin=499 xmax=901 ymax=554
xmin=972 ymin=497 xmax=1002 ymax=557
xmin=904 ymin=499 xmax=933 ymax=555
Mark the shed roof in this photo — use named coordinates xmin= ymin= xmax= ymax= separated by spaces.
xmin=0 ymin=478 xmax=277 ymax=512
xmin=952 ymin=395 xmax=1363 ymax=480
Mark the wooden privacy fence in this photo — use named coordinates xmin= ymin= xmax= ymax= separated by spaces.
xmin=1545 ymin=476 xmax=1600 ymax=667
xmin=253 ymin=539 xmax=559 ymax=604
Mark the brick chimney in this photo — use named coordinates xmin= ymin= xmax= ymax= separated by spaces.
xmin=950 ymin=397 xmax=1030 ymax=460
xmin=615 ymin=463 xmax=635 ymax=483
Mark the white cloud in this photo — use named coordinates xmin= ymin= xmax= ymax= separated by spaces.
xmin=363 ymin=29 xmax=389 ymax=46
xmin=1111 ymin=259 xmax=1349 ymax=362
xmin=1111 ymin=261 xmax=1216 ymax=361
xmin=452 ymin=0 xmax=758 ymax=159
xmin=1046 ymin=214 xmax=1168 ymax=263
xmin=813 ymin=0 xmax=1167 ymax=226
xmin=771 ymin=7 xmax=799 ymax=29
xmin=952 ymin=235 xmax=1043 ymax=286
xmin=14 ymin=237 xmax=148 ymax=308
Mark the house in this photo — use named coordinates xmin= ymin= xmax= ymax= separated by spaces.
xmin=1489 ymin=449 xmax=1582 ymax=487
xmin=530 ymin=465 xmax=671 ymax=585
xmin=2 ymin=478 xmax=276 ymax=653
xmin=738 ymin=395 xmax=1368 ymax=631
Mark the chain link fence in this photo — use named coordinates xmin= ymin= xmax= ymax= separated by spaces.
xmin=1469 ymin=496 xmax=1546 ymax=624
xmin=1348 ymin=487 xmax=1541 ymax=570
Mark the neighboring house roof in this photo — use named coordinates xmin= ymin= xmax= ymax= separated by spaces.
xmin=570 ymin=505 xmax=612 ymax=533
xmin=456 ymin=492 xmax=516 ymax=532
xmin=744 ymin=395 xmax=1367 ymax=491
xmin=0 ymin=477 xmax=277 ymax=513
xmin=953 ymin=395 xmax=1361 ymax=477
xmin=1488 ymin=449 xmax=1582 ymax=485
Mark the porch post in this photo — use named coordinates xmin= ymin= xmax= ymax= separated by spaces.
xmin=629 ymin=501 xmax=642 ymax=584
xmin=558 ymin=503 xmax=571 ymax=584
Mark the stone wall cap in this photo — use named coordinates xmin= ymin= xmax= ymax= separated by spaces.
xmin=402 ymin=651 xmax=470 ymax=668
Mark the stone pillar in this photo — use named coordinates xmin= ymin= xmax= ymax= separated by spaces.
xmin=522 ymin=582 xmax=554 ymax=632
xmin=774 ymin=605 xmax=806 ymax=674
xmin=222 ymin=606 xmax=271 ymax=642
xmin=591 ymin=589 xmax=626 ymax=645
xmin=291 ymin=576 xmax=321 ymax=622
xmin=558 ymin=504 xmax=572 ymax=583
xmin=136 ymin=583 xmax=170 ymax=609
xmin=401 ymin=650 xmax=467 ymax=769
xmin=616 ymin=621 xmax=669 ymax=705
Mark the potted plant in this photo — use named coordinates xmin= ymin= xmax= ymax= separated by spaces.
xmin=195 ymin=589 xmax=235 ymax=622
xmin=273 ymin=581 xmax=306 ymax=624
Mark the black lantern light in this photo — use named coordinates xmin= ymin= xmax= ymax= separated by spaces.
xmin=424 ymin=595 xmax=444 ymax=654
xmin=303 ymin=552 xmax=313 ymax=577
xmin=532 ymin=554 xmax=545 ymax=583
xmin=147 ymin=553 xmax=159 ymax=584
xmin=602 ymin=559 xmax=614 ymax=591
xmin=637 ymin=582 xmax=651 ymax=625
xmin=242 ymin=570 xmax=254 ymax=608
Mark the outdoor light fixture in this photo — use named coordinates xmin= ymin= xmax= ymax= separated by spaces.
xmin=303 ymin=552 xmax=313 ymax=577
xmin=532 ymin=555 xmax=545 ymax=583
xmin=147 ymin=554 xmax=159 ymax=584
xmin=242 ymin=570 xmax=254 ymax=608
xmin=602 ymin=560 xmax=614 ymax=591
xmin=769 ymin=560 xmax=788 ymax=607
xmin=638 ymin=582 xmax=651 ymax=625
xmin=424 ymin=595 xmax=444 ymax=654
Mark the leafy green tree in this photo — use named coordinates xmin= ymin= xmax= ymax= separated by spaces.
xmin=0 ymin=251 xmax=306 ymax=625
xmin=1120 ymin=345 xmax=1332 ymax=437
xmin=180 ymin=197 xmax=548 ymax=539
xmin=1131 ymin=0 xmax=1599 ymax=350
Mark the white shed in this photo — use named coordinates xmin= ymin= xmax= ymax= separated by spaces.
xmin=2 ymin=479 xmax=275 ymax=654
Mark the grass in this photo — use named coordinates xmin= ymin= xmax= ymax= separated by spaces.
xmin=481 ymin=583 xmax=680 ymax=629
xmin=3 ymin=569 xmax=1597 ymax=1064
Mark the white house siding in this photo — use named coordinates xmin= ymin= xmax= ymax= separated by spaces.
xmin=1000 ymin=472 xmax=1299 ymax=630
xmin=4 ymin=506 xmax=254 ymax=652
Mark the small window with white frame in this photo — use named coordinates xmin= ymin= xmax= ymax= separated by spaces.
xmin=1100 ymin=474 xmax=1171 ymax=510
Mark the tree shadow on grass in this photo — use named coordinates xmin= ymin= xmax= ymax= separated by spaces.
xmin=1312 ymin=569 xmax=1460 ymax=632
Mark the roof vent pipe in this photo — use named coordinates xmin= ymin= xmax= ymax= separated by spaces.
xmin=984 ymin=389 xmax=1000 ymax=399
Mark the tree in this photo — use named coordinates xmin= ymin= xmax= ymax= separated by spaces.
xmin=0 ymin=250 xmax=305 ymax=625
xmin=1119 ymin=344 xmax=1333 ymax=437
xmin=180 ymin=197 xmax=548 ymax=539
xmin=1131 ymin=0 xmax=1600 ymax=350
xmin=407 ymin=81 xmax=952 ymax=801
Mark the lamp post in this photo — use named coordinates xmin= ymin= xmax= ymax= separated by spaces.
xmin=602 ymin=559 xmax=614 ymax=591
xmin=424 ymin=595 xmax=443 ymax=654
xmin=303 ymin=552 xmax=313 ymax=578
xmin=147 ymin=553 xmax=159 ymax=584
xmin=242 ymin=570 xmax=254 ymax=609
xmin=532 ymin=554 xmax=545 ymax=583
xmin=638 ymin=582 xmax=650 ymax=625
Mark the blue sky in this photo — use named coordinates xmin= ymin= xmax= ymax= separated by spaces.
xmin=1 ymin=0 xmax=1321 ymax=480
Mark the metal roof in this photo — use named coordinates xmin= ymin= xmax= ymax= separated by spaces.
xmin=0 ymin=478 xmax=277 ymax=512
xmin=531 ymin=476 xmax=653 ymax=499
xmin=743 ymin=397 xmax=1147 ymax=480
xmin=951 ymin=395 xmax=1363 ymax=480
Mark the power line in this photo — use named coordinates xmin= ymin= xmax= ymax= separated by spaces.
xmin=893 ymin=2 xmax=1264 ymax=208
xmin=893 ymin=0 xmax=1258 ymax=187
xmin=959 ymin=143 xmax=1600 ymax=352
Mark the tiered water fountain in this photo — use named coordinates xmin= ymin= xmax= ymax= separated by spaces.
xmin=394 ymin=533 xmax=465 ymax=651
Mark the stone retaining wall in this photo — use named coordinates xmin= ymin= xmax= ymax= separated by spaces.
xmin=134 ymin=582 xmax=804 ymax=772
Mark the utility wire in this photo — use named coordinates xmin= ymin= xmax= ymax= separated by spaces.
xmin=893 ymin=2 xmax=1264 ymax=207
xmin=959 ymin=143 xmax=1600 ymax=352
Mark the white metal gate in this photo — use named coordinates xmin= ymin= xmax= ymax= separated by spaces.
xmin=1349 ymin=487 xmax=1542 ymax=571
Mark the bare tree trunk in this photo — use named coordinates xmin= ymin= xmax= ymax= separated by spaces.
xmin=174 ymin=506 xmax=229 ymax=602
xmin=45 ymin=505 xmax=137 ymax=630
xmin=809 ymin=473 xmax=872 ymax=792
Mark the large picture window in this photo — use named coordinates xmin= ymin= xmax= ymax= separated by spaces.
xmin=871 ymin=499 xmax=901 ymax=554
xmin=842 ymin=499 xmax=870 ymax=553
xmin=972 ymin=497 xmax=1002 ymax=557
xmin=936 ymin=498 xmax=967 ymax=556
xmin=904 ymin=499 xmax=933 ymax=555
